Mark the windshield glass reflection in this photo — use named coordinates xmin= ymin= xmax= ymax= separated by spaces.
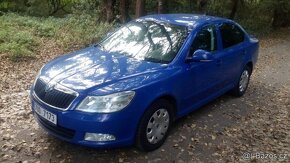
xmin=99 ymin=20 xmax=188 ymax=64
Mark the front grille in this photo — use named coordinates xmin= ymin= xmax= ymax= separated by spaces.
xmin=34 ymin=78 xmax=76 ymax=109
xmin=35 ymin=114 xmax=75 ymax=139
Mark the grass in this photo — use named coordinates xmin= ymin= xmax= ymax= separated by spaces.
xmin=0 ymin=13 xmax=112 ymax=61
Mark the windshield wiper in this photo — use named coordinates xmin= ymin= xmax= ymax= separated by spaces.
xmin=94 ymin=43 xmax=106 ymax=51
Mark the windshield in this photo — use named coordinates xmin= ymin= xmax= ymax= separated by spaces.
xmin=99 ymin=20 xmax=188 ymax=64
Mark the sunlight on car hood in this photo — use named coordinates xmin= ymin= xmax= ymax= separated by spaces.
xmin=39 ymin=46 xmax=165 ymax=92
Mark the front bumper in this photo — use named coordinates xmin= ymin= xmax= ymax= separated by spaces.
xmin=30 ymin=92 xmax=141 ymax=148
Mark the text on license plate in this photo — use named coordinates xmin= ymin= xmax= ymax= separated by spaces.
xmin=34 ymin=103 xmax=57 ymax=125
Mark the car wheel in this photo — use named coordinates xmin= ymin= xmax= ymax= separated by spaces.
xmin=231 ymin=66 xmax=251 ymax=97
xmin=136 ymin=99 xmax=174 ymax=151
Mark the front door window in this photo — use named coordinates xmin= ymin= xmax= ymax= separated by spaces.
xmin=189 ymin=25 xmax=217 ymax=56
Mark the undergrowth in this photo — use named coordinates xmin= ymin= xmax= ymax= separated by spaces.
xmin=0 ymin=13 xmax=112 ymax=61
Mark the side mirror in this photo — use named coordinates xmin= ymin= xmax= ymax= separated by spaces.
xmin=187 ymin=49 xmax=213 ymax=63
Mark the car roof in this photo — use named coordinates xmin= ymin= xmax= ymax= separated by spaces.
xmin=138 ymin=14 xmax=229 ymax=28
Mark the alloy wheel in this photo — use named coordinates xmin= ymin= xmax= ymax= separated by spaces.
xmin=239 ymin=70 xmax=249 ymax=92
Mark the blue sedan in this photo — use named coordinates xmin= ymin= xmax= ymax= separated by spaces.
xmin=30 ymin=14 xmax=259 ymax=151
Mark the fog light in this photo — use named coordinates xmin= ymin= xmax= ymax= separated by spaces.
xmin=84 ymin=133 xmax=116 ymax=141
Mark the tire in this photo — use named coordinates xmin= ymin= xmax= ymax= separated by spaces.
xmin=231 ymin=66 xmax=251 ymax=97
xmin=136 ymin=99 xmax=174 ymax=151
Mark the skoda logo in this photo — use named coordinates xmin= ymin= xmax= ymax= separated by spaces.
xmin=44 ymin=83 xmax=55 ymax=93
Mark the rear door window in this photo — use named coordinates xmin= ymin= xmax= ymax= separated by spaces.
xmin=219 ymin=23 xmax=245 ymax=49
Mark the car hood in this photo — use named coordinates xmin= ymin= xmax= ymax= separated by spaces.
xmin=39 ymin=46 xmax=166 ymax=92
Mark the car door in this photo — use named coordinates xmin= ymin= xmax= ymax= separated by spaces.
xmin=217 ymin=22 xmax=246 ymax=87
xmin=180 ymin=24 xmax=223 ymax=114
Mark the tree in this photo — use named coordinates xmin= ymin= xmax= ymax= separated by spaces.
xmin=136 ymin=0 xmax=145 ymax=18
xmin=157 ymin=0 xmax=167 ymax=14
xmin=271 ymin=0 xmax=290 ymax=28
xmin=120 ymin=0 xmax=130 ymax=23
xmin=102 ymin=0 xmax=115 ymax=23
xmin=48 ymin=0 xmax=68 ymax=16
xmin=198 ymin=0 xmax=207 ymax=13
xmin=229 ymin=0 xmax=239 ymax=19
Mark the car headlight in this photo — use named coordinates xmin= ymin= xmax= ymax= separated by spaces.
xmin=76 ymin=91 xmax=135 ymax=113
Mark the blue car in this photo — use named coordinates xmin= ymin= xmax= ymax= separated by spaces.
xmin=30 ymin=14 xmax=259 ymax=151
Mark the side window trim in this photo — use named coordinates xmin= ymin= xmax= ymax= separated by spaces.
xmin=209 ymin=29 xmax=215 ymax=51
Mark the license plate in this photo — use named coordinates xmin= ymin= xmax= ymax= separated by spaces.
xmin=34 ymin=103 xmax=57 ymax=125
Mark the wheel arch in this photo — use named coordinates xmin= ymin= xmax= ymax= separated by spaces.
xmin=245 ymin=61 xmax=253 ymax=75
xmin=149 ymin=94 xmax=178 ymax=121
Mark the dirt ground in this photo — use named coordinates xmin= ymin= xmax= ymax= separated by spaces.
xmin=0 ymin=30 xmax=290 ymax=163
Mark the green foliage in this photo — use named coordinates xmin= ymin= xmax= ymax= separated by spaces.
xmin=0 ymin=13 xmax=112 ymax=61
xmin=26 ymin=0 xmax=50 ymax=16
xmin=166 ymin=0 xmax=197 ymax=13
xmin=261 ymin=0 xmax=290 ymax=27
xmin=55 ymin=14 xmax=112 ymax=48
xmin=0 ymin=14 xmax=38 ymax=60
xmin=206 ymin=1 xmax=231 ymax=17
xmin=0 ymin=0 xmax=27 ymax=12
xmin=0 ymin=0 xmax=289 ymax=61
xmin=0 ymin=42 xmax=34 ymax=61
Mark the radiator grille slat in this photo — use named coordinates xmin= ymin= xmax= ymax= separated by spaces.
xmin=34 ymin=79 xmax=76 ymax=109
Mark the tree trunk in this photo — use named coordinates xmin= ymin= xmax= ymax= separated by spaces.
xmin=229 ymin=0 xmax=239 ymax=19
xmin=120 ymin=0 xmax=130 ymax=23
xmin=198 ymin=0 xmax=207 ymax=14
xmin=49 ymin=0 xmax=68 ymax=16
xmin=103 ymin=0 xmax=115 ymax=23
xmin=188 ymin=0 xmax=193 ymax=12
xmin=157 ymin=0 xmax=167 ymax=14
xmin=136 ymin=0 xmax=145 ymax=18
